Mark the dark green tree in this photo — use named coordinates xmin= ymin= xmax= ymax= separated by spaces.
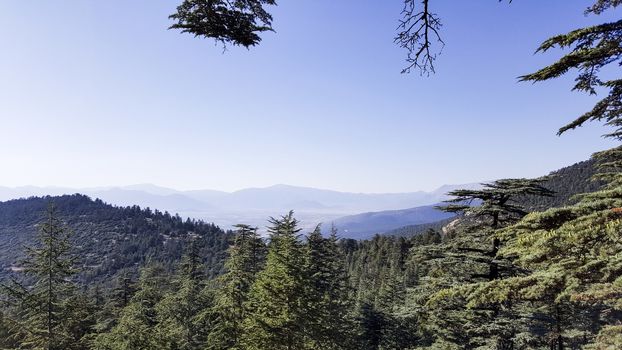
xmin=520 ymin=1 xmax=622 ymax=139
xmin=241 ymin=211 xmax=308 ymax=350
xmin=92 ymin=264 xmax=170 ymax=350
xmin=438 ymin=179 xmax=554 ymax=281
xmin=1 ymin=204 xmax=80 ymax=350
xmin=0 ymin=310 xmax=19 ymax=349
xmin=407 ymin=179 xmax=553 ymax=348
xmin=304 ymin=225 xmax=355 ymax=349
xmin=156 ymin=241 xmax=213 ymax=350
xmin=91 ymin=270 xmax=137 ymax=337
xmin=450 ymin=147 xmax=622 ymax=348
xmin=169 ymin=0 xmax=276 ymax=48
xmin=208 ymin=224 xmax=265 ymax=350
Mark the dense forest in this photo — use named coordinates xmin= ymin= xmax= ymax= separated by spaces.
xmin=0 ymin=195 xmax=232 ymax=283
xmin=0 ymin=149 xmax=620 ymax=349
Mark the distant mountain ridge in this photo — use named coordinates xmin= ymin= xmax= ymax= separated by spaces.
xmin=372 ymin=159 xmax=602 ymax=239
xmin=0 ymin=183 xmax=480 ymax=234
xmin=328 ymin=204 xmax=456 ymax=239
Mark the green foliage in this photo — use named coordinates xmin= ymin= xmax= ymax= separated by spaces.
xmin=408 ymin=146 xmax=622 ymax=349
xmin=0 ymin=164 xmax=619 ymax=349
xmin=1 ymin=204 xmax=87 ymax=350
xmin=520 ymin=1 xmax=622 ymax=139
xmin=93 ymin=264 xmax=171 ymax=350
xmin=208 ymin=224 xmax=265 ymax=350
xmin=155 ymin=242 xmax=214 ymax=350
xmin=405 ymin=178 xmax=555 ymax=348
xmin=304 ymin=226 xmax=356 ymax=349
xmin=169 ymin=0 xmax=276 ymax=47
xmin=0 ymin=194 xmax=232 ymax=284
xmin=241 ymin=212 xmax=308 ymax=350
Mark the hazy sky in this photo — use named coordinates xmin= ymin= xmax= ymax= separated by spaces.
xmin=0 ymin=1 xmax=617 ymax=193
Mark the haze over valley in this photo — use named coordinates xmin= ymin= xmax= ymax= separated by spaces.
xmin=0 ymin=182 xmax=478 ymax=237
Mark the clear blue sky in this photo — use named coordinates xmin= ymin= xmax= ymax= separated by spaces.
xmin=0 ymin=1 xmax=617 ymax=192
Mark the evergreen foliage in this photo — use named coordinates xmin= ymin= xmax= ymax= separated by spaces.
xmin=520 ymin=0 xmax=622 ymax=138
xmin=92 ymin=264 xmax=171 ymax=350
xmin=169 ymin=0 xmax=276 ymax=47
xmin=0 ymin=194 xmax=232 ymax=283
xmin=241 ymin=212 xmax=308 ymax=350
xmin=155 ymin=242 xmax=213 ymax=350
xmin=304 ymin=225 xmax=355 ymax=349
xmin=208 ymin=224 xmax=265 ymax=350
xmin=1 ymin=204 xmax=86 ymax=350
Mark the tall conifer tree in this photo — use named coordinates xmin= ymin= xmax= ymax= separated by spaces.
xmin=1 ymin=204 xmax=79 ymax=350
xmin=156 ymin=241 xmax=213 ymax=350
xmin=241 ymin=212 xmax=308 ymax=350
xmin=304 ymin=225 xmax=355 ymax=349
xmin=208 ymin=224 xmax=265 ymax=350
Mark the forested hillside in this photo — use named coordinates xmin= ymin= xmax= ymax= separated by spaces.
xmin=384 ymin=159 xmax=600 ymax=238
xmin=0 ymin=194 xmax=232 ymax=283
xmin=518 ymin=159 xmax=602 ymax=210
xmin=0 ymin=154 xmax=618 ymax=349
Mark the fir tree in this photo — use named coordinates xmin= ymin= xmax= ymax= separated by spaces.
xmin=156 ymin=241 xmax=213 ymax=350
xmin=208 ymin=224 xmax=265 ymax=350
xmin=93 ymin=264 xmax=170 ymax=350
xmin=409 ymin=179 xmax=553 ymax=348
xmin=1 ymin=204 xmax=79 ymax=350
xmin=520 ymin=1 xmax=622 ymax=139
xmin=92 ymin=270 xmax=137 ymax=337
xmin=451 ymin=147 xmax=622 ymax=348
xmin=304 ymin=225 xmax=355 ymax=349
xmin=241 ymin=211 xmax=308 ymax=350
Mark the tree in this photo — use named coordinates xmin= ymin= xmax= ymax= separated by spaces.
xmin=93 ymin=264 xmax=171 ymax=350
xmin=304 ymin=225 xmax=355 ymax=349
xmin=208 ymin=224 xmax=265 ymax=350
xmin=407 ymin=179 xmax=553 ymax=348
xmin=520 ymin=1 xmax=622 ymax=138
xmin=156 ymin=241 xmax=213 ymax=350
xmin=169 ymin=0 xmax=276 ymax=48
xmin=241 ymin=211 xmax=308 ymax=350
xmin=92 ymin=270 xmax=137 ymax=337
xmin=449 ymin=147 xmax=622 ymax=348
xmin=168 ymin=0 xmax=455 ymax=74
xmin=0 ymin=310 xmax=20 ymax=349
xmin=1 ymin=204 xmax=80 ymax=350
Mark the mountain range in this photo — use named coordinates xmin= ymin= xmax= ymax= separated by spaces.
xmin=0 ymin=183 xmax=480 ymax=236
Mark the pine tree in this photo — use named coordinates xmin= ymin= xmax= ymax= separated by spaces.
xmin=63 ymin=291 xmax=98 ymax=350
xmin=241 ymin=211 xmax=308 ymax=350
xmin=304 ymin=225 xmax=355 ymax=349
xmin=93 ymin=264 xmax=170 ymax=350
xmin=156 ymin=241 xmax=213 ymax=350
xmin=408 ymin=179 xmax=553 ymax=348
xmin=92 ymin=270 xmax=137 ymax=337
xmin=520 ymin=1 xmax=622 ymax=139
xmin=451 ymin=147 xmax=622 ymax=348
xmin=0 ymin=310 xmax=20 ymax=349
xmin=1 ymin=204 xmax=79 ymax=350
xmin=208 ymin=224 xmax=265 ymax=350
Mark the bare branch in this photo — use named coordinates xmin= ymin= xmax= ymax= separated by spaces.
xmin=394 ymin=0 xmax=444 ymax=75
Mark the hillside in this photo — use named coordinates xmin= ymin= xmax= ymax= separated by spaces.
xmin=518 ymin=158 xmax=602 ymax=210
xmin=382 ymin=159 xmax=602 ymax=238
xmin=0 ymin=194 xmax=232 ymax=283
xmin=382 ymin=217 xmax=456 ymax=237
xmin=330 ymin=204 xmax=455 ymax=239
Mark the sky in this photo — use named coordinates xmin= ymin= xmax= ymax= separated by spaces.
xmin=0 ymin=0 xmax=618 ymax=193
